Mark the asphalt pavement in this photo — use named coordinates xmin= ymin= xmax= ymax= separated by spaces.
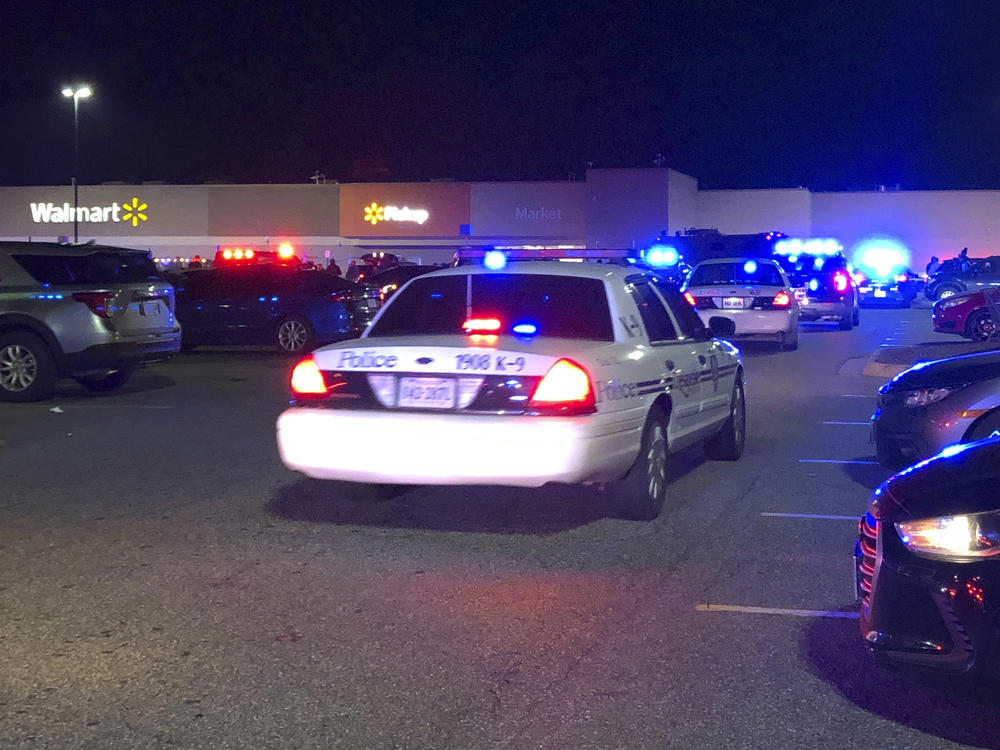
xmin=2 ymin=309 xmax=1000 ymax=750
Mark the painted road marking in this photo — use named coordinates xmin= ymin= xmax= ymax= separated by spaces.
xmin=4 ymin=404 xmax=173 ymax=410
xmin=696 ymin=604 xmax=859 ymax=619
xmin=799 ymin=459 xmax=879 ymax=465
xmin=823 ymin=421 xmax=870 ymax=425
xmin=839 ymin=394 xmax=875 ymax=398
xmin=761 ymin=512 xmax=857 ymax=520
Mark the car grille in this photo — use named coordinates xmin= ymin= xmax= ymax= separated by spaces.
xmin=857 ymin=512 xmax=878 ymax=613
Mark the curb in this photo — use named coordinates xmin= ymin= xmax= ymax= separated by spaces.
xmin=862 ymin=341 xmax=999 ymax=380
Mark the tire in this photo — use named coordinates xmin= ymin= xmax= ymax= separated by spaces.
xmin=965 ymin=309 xmax=997 ymax=342
xmin=852 ymin=306 xmax=860 ymax=326
xmin=74 ymin=367 xmax=134 ymax=392
xmin=936 ymin=284 xmax=962 ymax=301
xmin=276 ymin=315 xmax=315 ymax=354
xmin=838 ymin=314 xmax=853 ymax=330
xmin=0 ymin=331 xmax=57 ymax=402
xmin=705 ymin=377 xmax=746 ymax=461
xmin=613 ymin=404 xmax=669 ymax=521
xmin=782 ymin=329 xmax=798 ymax=351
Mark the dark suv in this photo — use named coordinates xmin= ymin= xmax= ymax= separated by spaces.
xmin=0 ymin=241 xmax=181 ymax=401
xmin=926 ymin=255 xmax=1000 ymax=300
xmin=775 ymin=252 xmax=859 ymax=329
xmin=174 ymin=265 xmax=379 ymax=353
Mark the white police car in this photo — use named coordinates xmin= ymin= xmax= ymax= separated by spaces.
xmin=276 ymin=249 xmax=746 ymax=520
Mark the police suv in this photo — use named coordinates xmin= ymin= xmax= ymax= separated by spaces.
xmin=276 ymin=249 xmax=746 ymax=520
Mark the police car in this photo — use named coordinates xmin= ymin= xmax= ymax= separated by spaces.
xmin=275 ymin=249 xmax=747 ymax=520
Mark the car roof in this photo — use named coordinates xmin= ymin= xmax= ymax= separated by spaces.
xmin=691 ymin=256 xmax=783 ymax=267
xmin=0 ymin=241 xmax=149 ymax=257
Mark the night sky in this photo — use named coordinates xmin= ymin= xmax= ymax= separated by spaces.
xmin=3 ymin=0 xmax=998 ymax=190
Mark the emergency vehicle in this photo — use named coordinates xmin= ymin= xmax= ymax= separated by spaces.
xmin=276 ymin=248 xmax=747 ymax=520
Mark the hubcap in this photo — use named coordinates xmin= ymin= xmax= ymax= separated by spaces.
xmin=645 ymin=423 xmax=667 ymax=501
xmin=0 ymin=344 xmax=38 ymax=392
xmin=971 ymin=312 xmax=997 ymax=341
xmin=279 ymin=320 xmax=307 ymax=351
xmin=939 ymin=288 xmax=957 ymax=299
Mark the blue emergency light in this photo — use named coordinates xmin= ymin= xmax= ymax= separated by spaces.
xmin=483 ymin=250 xmax=507 ymax=270
xmin=643 ymin=245 xmax=680 ymax=267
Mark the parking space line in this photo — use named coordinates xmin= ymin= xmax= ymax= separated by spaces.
xmin=822 ymin=421 xmax=869 ymax=425
xmin=3 ymin=404 xmax=173 ymax=410
xmin=696 ymin=604 xmax=859 ymax=619
xmin=799 ymin=459 xmax=879 ymax=465
xmin=761 ymin=512 xmax=857 ymax=520
xmin=839 ymin=394 xmax=875 ymax=398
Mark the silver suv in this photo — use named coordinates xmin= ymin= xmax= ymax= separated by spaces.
xmin=0 ymin=241 xmax=181 ymax=401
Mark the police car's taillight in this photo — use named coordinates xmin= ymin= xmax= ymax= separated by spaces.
xmin=772 ymin=291 xmax=791 ymax=307
xmin=833 ymin=272 xmax=849 ymax=292
xmin=73 ymin=292 xmax=115 ymax=318
xmin=529 ymin=359 xmax=596 ymax=414
xmin=290 ymin=357 xmax=327 ymax=397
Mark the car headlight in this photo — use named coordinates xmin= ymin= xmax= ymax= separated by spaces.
xmin=938 ymin=297 xmax=967 ymax=309
xmin=904 ymin=385 xmax=964 ymax=407
xmin=896 ymin=510 xmax=1000 ymax=560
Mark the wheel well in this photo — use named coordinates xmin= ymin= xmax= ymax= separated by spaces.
xmin=964 ymin=307 xmax=991 ymax=336
xmin=0 ymin=316 xmax=65 ymax=370
xmin=963 ymin=407 xmax=1000 ymax=443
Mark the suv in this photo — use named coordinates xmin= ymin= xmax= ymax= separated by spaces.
xmin=925 ymin=255 xmax=1000 ymax=300
xmin=776 ymin=251 xmax=859 ymax=329
xmin=0 ymin=241 xmax=181 ymax=402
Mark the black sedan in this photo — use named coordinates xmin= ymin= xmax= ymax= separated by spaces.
xmin=174 ymin=266 xmax=379 ymax=353
xmin=367 ymin=264 xmax=443 ymax=304
xmin=856 ymin=436 xmax=1000 ymax=675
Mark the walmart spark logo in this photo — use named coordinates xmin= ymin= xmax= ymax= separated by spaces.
xmin=364 ymin=202 xmax=384 ymax=225
xmin=122 ymin=197 xmax=148 ymax=227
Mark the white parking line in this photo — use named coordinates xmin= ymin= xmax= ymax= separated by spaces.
xmin=822 ymin=421 xmax=869 ymax=425
xmin=799 ymin=459 xmax=879 ymax=465
xmin=696 ymin=604 xmax=859 ymax=619
xmin=761 ymin=512 xmax=857 ymax=520
xmin=839 ymin=394 xmax=875 ymax=398
xmin=2 ymin=404 xmax=173 ymax=410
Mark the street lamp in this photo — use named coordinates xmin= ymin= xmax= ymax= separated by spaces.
xmin=61 ymin=84 xmax=92 ymax=243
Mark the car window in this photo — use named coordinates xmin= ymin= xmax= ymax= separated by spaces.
xmin=12 ymin=251 xmax=163 ymax=286
xmin=651 ymin=279 xmax=707 ymax=339
xmin=298 ymin=272 xmax=354 ymax=294
xmin=688 ymin=261 xmax=784 ymax=287
xmin=368 ymin=273 xmax=615 ymax=341
xmin=628 ymin=282 xmax=677 ymax=342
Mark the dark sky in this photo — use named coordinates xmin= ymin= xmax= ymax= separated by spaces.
xmin=3 ymin=0 xmax=999 ymax=190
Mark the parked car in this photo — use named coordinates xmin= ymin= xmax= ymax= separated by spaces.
xmin=366 ymin=264 xmax=443 ymax=305
xmin=0 ymin=241 xmax=181 ymax=402
xmin=925 ymin=255 xmax=1000 ymax=301
xmin=856 ymin=436 xmax=1000 ymax=675
xmin=853 ymin=267 xmax=919 ymax=308
xmin=682 ymin=256 xmax=800 ymax=350
xmin=872 ymin=349 xmax=1000 ymax=469
xmin=933 ymin=288 xmax=1000 ymax=342
xmin=776 ymin=251 xmax=859 ymax=330
xmin=174 ymin=266 xmax=378 ymax=353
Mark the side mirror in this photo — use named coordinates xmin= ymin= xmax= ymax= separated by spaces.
xmin=707 ymin=316 xmax=736 ymax=338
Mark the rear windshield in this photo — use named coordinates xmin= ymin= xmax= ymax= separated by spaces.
xmin=13 ymin=252 xmax=163 ymax=286
xmin=776 ymin=254 xmax=847 ymax=283
xmin=368 ymin=273 xmax=614 ymax=341
xmin=687 ymin=261 xmax=784 ymax=287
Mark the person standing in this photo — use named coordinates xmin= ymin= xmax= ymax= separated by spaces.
xmin=925 ymin=255 xmax=940 ymax=277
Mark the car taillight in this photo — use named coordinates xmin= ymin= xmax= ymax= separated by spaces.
xmin=684 ymin=291 xmax=696 ymax=306
xmin=529 ymin=359 xmax=596 ymax=414
xmin=894 ymin=273 xmax=908 ymax=283
xmin=290 ymin=357 xmax=327 ymax=396
xmin=833 ymin=272 xmax=849 ymax=292
xmin=772 ymin=290 xmax=791 ymax=307
xmin=72 ymin=292 xmax=115 ymax=318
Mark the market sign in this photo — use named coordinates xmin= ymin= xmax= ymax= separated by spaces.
xmin=29 ymin=197 xmax=149 ymax=227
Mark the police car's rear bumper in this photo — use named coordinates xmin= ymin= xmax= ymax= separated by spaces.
xmin=276 ymin=407 xmax=643 ymax=486
xmin=697 ymin=308 xmax=797 ymax=337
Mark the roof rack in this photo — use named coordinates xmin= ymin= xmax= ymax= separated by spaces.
xmin=453 ymin=247 xmax=640 ymax=266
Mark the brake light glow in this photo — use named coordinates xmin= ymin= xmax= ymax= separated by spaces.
xmin=72 ymin=291 xmax=115 ymax=318
xmin=684 ymin=291 xmax=696 ymax=306
xmin=290 ymin=357 xmax=327 ymax=396
xmin=463 ymin=317 xmax=501 ymax=333
xmin=894 ymin=273 xmax=908 ymax=283
xmin=529 ymin=359 xmax=595 ymax=413
xmin=278 ymin=242 xmax=295 ymax=259
xmin=772 ymin=290 xmax=791 ymax=307
xmin=833 ymin=271 xmax=849 ymax=292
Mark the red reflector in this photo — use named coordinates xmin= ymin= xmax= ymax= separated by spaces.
xmin=290 ymin=357 xmax=327 ymax=396
xmin=463 ymin=317 xmax=501 ymax=333
xmin=772 ymin=290 xmax=791 ymax=307
xmin=529 ymin=358 xmax=595 ymax=413
xmin=833 ymin=272 xmax=849 ymax=292
xmin=72 ymin=292 xmax=115 ymax=318
xmin=684 ymin=291 xmax=696 ymax=306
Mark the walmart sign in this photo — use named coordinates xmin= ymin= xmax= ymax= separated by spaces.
xmin=29 ymin=197 xmax=148 ymax=227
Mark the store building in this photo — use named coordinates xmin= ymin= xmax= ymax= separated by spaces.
xmin=2 ymin=169 xmax=999 ymax=272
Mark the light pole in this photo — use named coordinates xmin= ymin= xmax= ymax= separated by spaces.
xmin=61 ymin=85 xmax=92 ymax=243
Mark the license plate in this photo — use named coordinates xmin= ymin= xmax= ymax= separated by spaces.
xmin=398 ymin=377 xmax=455 ymax=408
xmin=722 ymin=297 xmax=744 ymax=309
xmin=140 ymin=300 xmax=161 ymax=316
xmin=874 ymin=289 xmax=887 ymax=298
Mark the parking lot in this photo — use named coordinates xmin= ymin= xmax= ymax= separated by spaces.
xmin=3 ymin=307 xmax=1000 ymax=749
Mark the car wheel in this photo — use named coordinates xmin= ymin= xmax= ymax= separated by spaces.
xmin=936 ymin=284 xmax=961 ymax=300
xmin=852 ymin=306 xmax=860 ymax=326
xmin=965 ymin=309 xmax=997 ymax=342
xmin=782 ymin=329 xmax=798 ymax=351
xmin=704 ymin=377 xmax=745 ymax=461
xmin=74 ymin=367 xmax=134 ymax=392
xmin=839 ymin=313 xmax=853 ymax=330
xmin=276 ymin=315 xmax=315 ymax=354
xmin=613 ymin=404 xmax=669 ymax=521
xmin=0 ymin=331 xmax=57 ymax=402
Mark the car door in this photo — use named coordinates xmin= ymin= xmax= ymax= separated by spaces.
xmin=626 ymin=277 xmax=707 ymax=447
xmin=173 ymin=270 xmax=223 ymax=342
